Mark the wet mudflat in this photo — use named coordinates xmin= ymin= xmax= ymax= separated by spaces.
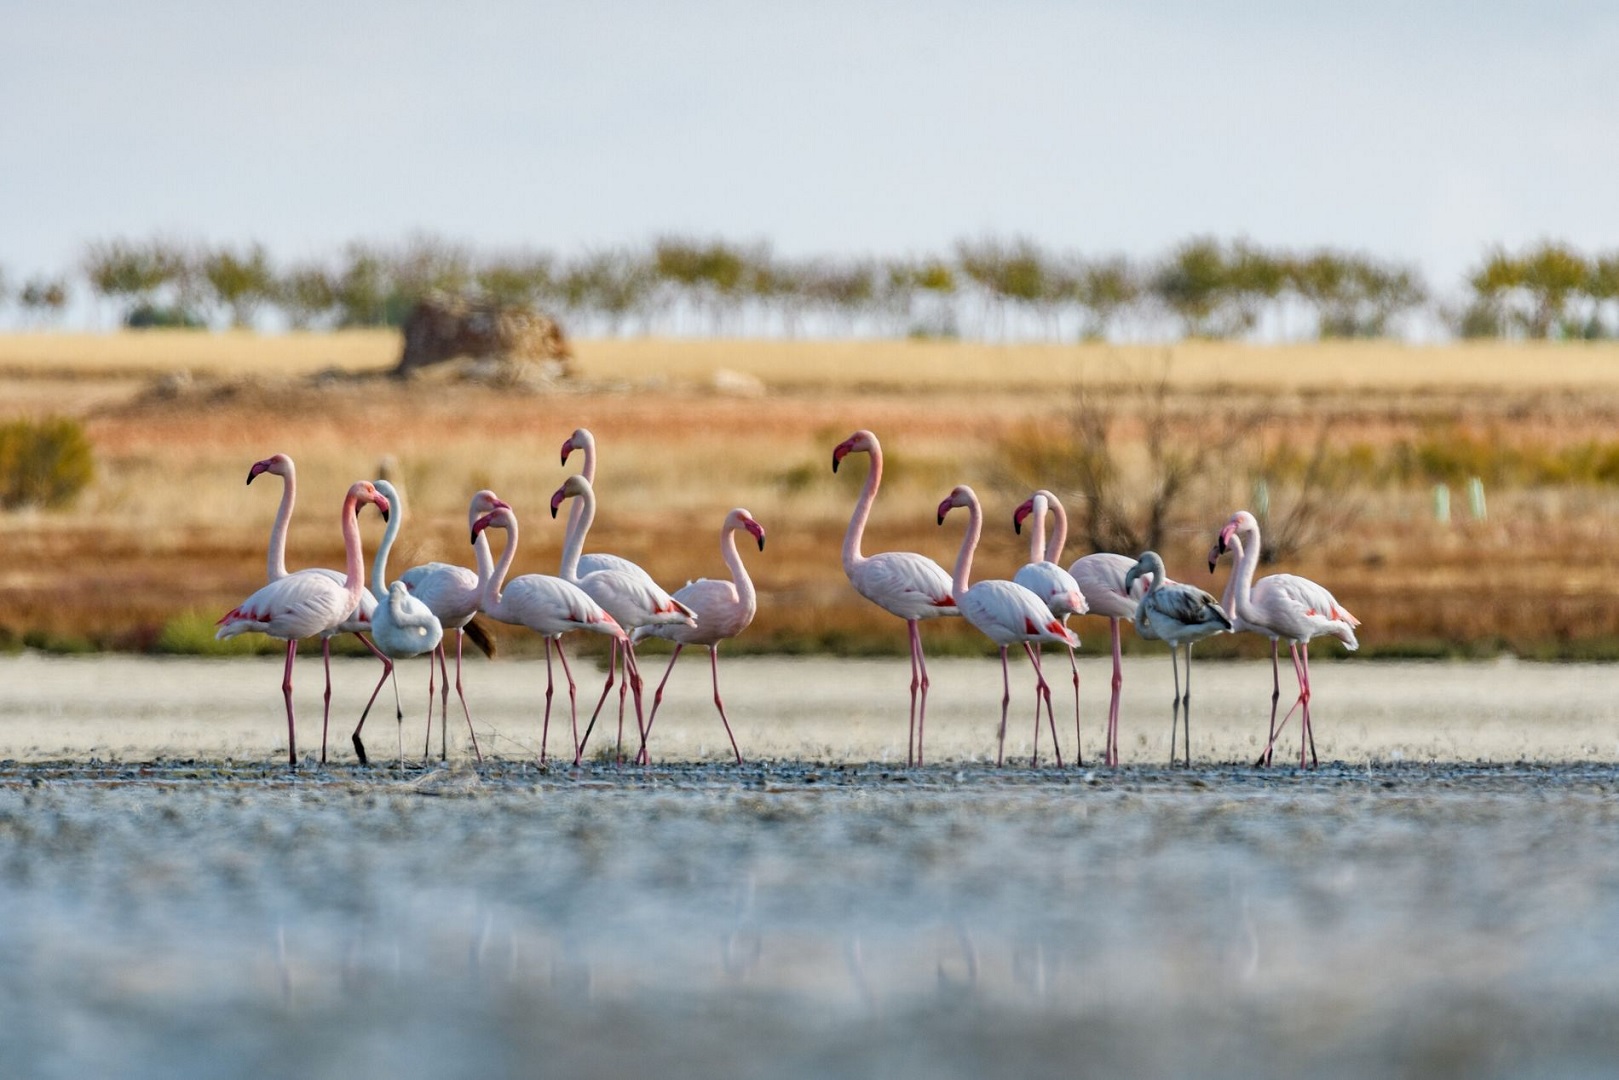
xmin=3 ymin=655 xmax=1619 ymax=1076
xmin=1 ymin=760 xmax=1618 ymax=1078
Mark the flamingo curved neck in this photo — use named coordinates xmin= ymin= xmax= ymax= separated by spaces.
xmin=481 ymin=516 xmax=520 ymax=616
xmin=337 ymin=493 xmax=368 ymax=614
xmin=1025 ymin=496 xmax=1048 ymax=566
xmin=369 ymin=494 xmax=402 ymax=602
xmin=559 ymin=487 xmax=595 ymax=581
xmin=567 ymin=433 xmax=597 ymax=535
xmin=1229 ymin=524 xmax=1263 ymax=624
xmin=266 ymin=465 xmax=295 ymax=581
xmin=949 ymin=496 xmax=982 ymax=598
xmin=721 ymin=521 xmax=756 ymax=612
xmin=1043 ymin=494 xmax=1069 ymax=565
xmin=841 ymin=444 xmax=883 ymax=572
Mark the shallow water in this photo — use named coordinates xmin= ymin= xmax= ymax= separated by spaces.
xmin=1 ymin=761 xmax=1618 ymax=1078
xmin=3 ymin=655 xmax=1619 ymax=1077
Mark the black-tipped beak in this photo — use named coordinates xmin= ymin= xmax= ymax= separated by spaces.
xmin=245 ymin=471 xmax=256 ymax=486
xmin=937 ymin=512 xmax=945 ymax=526
xmin=1013 ymin=518 xmax=1022 ymax=535
xmin=757 ymin=535 xmax=766 ymax=552
xmin=470 ymin=530 xmax=479 ymax=545
xmin=1208 ymin=559 xmax=1217 ymax=573
xmin=550 ymin=504 xmax=559 ymax=519
xmin=831 ymin=452 xmax=840 ymax=473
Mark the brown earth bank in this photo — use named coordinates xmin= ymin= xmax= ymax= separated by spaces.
xmin=3 ymin=333 xmax=1619 ymax=659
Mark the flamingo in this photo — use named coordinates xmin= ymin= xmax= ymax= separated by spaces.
xmin=938 ymin=485 xmax=1077 ymax=767
xmin=634 ymin=508 xmax=766 ymax=766
xmin=559 ymin=427 xmax=654 ymax=581
xmin=351 ymin=478 xmax=445 ymax=767
xmin=832 ymin=430 xmax=959 ymax=766
xmin=246 ymin=453 xmax=395 ymax=762
xmin=396 ymin=489 xmax=508 ymax=761
xmin=1209 ymin=510 xmax=1359 ymax=768
xmin=471 ymin=501 xmax=629 ymax=764
xmin=216 ymin=481 xmax=391 ymax=767
xmin=1009 ymin=491 xmax=1088 ymax=765
xmin=551 ymin=475 xmax=697 ymax=764
xmin=1123 ymin=551 xmax=1232 ymax=767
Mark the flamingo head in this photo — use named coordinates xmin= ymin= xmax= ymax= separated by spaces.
xmin=728 ymin=508 xmax=766 ymax=552
xmin=471 ymin=506 xmax=515 ymax=543
xmin=1123 ymin=551 xmax=1163 ymax=596
xmin=246 ymin=453 xmax=292 ymax=485
xmin=1212 ymin=510 xmax=1258 ymax=566
xmin=831 ymin=430 xmax=877 ymax=473
xmin=1012 ymin=491 xmax=1048 ymax=536
xmin=469 ymin=489 xmax=510 ymax=517
xmin=347 ymin=480 xmax=389 ymax=523
xmin=560 ymin=427 xmax=593 ymax=467
xmin=936 ymin=484 xmax=975 ymax=526
xmin=550 ymin=474 xmax=591 ymax=518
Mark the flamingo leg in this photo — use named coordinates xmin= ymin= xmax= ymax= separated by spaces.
xmin=1108 ymin=618 xmax=1123 ymax=767
xmin=1184 ymin=643 xmax=1195 ymax=768
xmin=709 ymin=644 xmax=743 ymax=765
xmin=616 ymin=640 xmax=633 ymax=763
xmin=1301 ymin=643 xmax=1317 ymax=769
xmin=350 ymin=636 xmax=396 ymax=766
xmin=555 ymin=638 xmax=580 ymax=764
xmin=624 ymin=643 xmax=647 ymax=765
xmin=1068 ymin=645 xmax=1083 ymax=768
xmin=424 ymin=643 xmax=440 ymax=760
xmin=392 ymin=665 xmax=405 ymax=770
xmin=1264 ymin=639 xmax=1282 ymax=766
xmin=641 ymin=644 xmax=684 ymax=765
xmin=1026 ymin=643 xmax=1062 ymax=768
xmin=320 ymin=638 xmax=333 ymax=765
xmin=914 ymin=622 xmax=933 ymax=766
xmin=282 ymin=639 xmax=299 ymax=769
xmin=996 ymin=646 xmax=1012 ymax=767
xmin=904 ymin=620 xmax=922 ymax=767
xmin=1030 ymin=644 xmax=1041 ymax=766
xmin=437 ymin=645 xmax=452 ymax=761
xmin=453 ymin=630 xmax=482 ymax=764
xmin=1258 ymin=644 xmax=1308 ymax=766
xmin=1168 ymin=646 xmax=1182 ymax=768
xmin=579 ymin=639 xmax=619 ymax=762
xmin=541 ymin=638 xmax=555 ymax=765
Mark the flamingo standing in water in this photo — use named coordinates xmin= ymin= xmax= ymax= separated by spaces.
xmin=246 ymin=453 xmax=392 ymax=763
xmin=1209 ymin=510 xmax=1359 ymax=768
xmin=938 ymin=485 xmax=1077 ymax=766
xmin=832 ymin=430 xmax=958 ymax=766
xmin=1010 ymin=491 xmax=1088 ymax=765
xmin=352 ymin=479 xmax=445 ymax=767
xmin=471 ymin=501 xmax=628 ymax=763
xmin=551 ymin=475 xmax=696 ymax=764
xmin=396 ymin=489 xmax=507 ymax=761
xmin=217 ymin=481 xmax=391 ymax=767
xmin=634 ymin=508 xmax=766 ymax=765
xmin=1124 ymin=551 xmax=1232 ymax=767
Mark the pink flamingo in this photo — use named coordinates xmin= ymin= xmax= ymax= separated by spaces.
xmin=560 ymin=427 xmax=654 ymax=581
xmin=246 ymin=453 xmax=392 ymax=763
xmin=938 ymin=485 xmax=1077 ymax=767
xmin=396 ymin=489 xmax=509 ymax=761
xmin=471 ymin=502 xmax=629 ymax=763
xmin=634 ymin=508 xmax=766 ymax=765
xmin=1010 ymin=491 xmax=1089 ymax=765
xmin=551 ymin=475 xmax=697 ymax=764
xmin=1123 ymin=551 xmax=1232 ymax=767
xmin=832 ymin=430 xmax=959 ymax=766
xmin=217 ymin=481 xmax=391 ymax=767
xmin=1209 ymin=510 xmax=1359 ymax=768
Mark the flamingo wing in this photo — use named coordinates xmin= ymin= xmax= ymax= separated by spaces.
xmin=400 ymin=562 xmax=482 ymax=626
xmin=850 ymin=552 xmax=957 ymax=619
xmin=1252 ymin=574 xmax=1360 ymax=648
xmin=960 ymin=581 xmax=1078 ymax=647
xmin=500 ymin=574 xmax=625 ymax=638
xmin=217 ymin=570 xmax=353 ymax=641
xmin=637 ymin=577 xmax=751 ymax=645
xmin=1013 ymin=561 xmax=1088 ymax=618
xmin=578 ymin=552 xmax=654 ymax=584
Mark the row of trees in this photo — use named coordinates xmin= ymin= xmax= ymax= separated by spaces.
xmin=3 ymin=236 xmax=1617 ymax=342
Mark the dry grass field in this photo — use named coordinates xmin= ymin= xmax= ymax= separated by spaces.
xmin=4 ymin=331 xmax=1619 ymax=660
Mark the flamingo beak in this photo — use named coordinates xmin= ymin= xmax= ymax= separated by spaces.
xmin=1013 ymin=499 xmax=1034 ymax=535
xmin=936 ymin=499 xmax=953 ymax=526
xmin=745 ymin=520 xmax=766 ymax=551
xmin=560 ymin=438 xmax=575 ymax=466
xmin=377 ymin=496 xmax=390 ymax=523
xmin=471 ymin=511 xmax=495 ymax=543
xmin=831 ymin=445 xmax=847 ymax=473
xmin=549 ymin=487 xmax=566 ymax=519
xmin=246 ymin=461 xmax=268 ymax=485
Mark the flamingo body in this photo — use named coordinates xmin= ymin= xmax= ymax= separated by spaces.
xmin=1124 ymin=550 xmax=1232 ymax=767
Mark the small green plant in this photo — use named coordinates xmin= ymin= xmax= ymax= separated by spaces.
xmin=0 ymin=417 xmax=94 ymax=510
xmin=154 ymin=612 xmax=277 ymax=656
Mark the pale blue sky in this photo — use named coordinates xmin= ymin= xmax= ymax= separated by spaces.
xmin=4 ymin=0 xmax=1617 ymax=291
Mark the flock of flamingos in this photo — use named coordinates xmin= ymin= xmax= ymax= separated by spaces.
xmin=215 ymin=428 xmax=1361 ymax=772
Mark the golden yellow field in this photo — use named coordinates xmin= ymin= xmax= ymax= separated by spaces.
xmin=4 ymin=331 xmax=1619 ymax=659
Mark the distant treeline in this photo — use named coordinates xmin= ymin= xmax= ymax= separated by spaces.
xmin=2 ymin=235 xmax=1617 ymax=343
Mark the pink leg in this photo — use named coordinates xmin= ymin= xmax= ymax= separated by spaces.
xmin=1108 ymin=618 xmax=1123 ymax=767
xmin=541 ymin=638 xmax=555 ymax=764
xmin=320 ymin=638 xmax=334 ymax=765
xmin=1026 ymin=643 xmax=1062 ymax=768
xmin=640 ymin=644 xmax=684 ymax=765
xmin=911 ymin=620 xmax=933 ymax=766
xmin=453 ymin=629 xmax=480 ymax=762
xmin=437 ymin=645 xmax=452 ymax=761
xmin=282 ymin=639 xmax=299 ymax=768
xmin=350 ymin=633 xmax=395 ymax=766
xmin=709 ymin=645 xmax=743 ymax=765
xmin=1030 ymin=644 xmax=1041 ymax=766
xmin=1068 ymin=645 xmax=1082 ymax=768
xmin=996 ymin=646 xmax=1011 ymax=766
xmin=555 ymin=638 xmax=580 ymax=763
xmin=1300 ymin=643 xmax=1317 ymax=769
xmin=578 ymin=639 xmax=619 ymax=762
xmin=423 ymin=643 xmax=440 ymax=760
xmin=905 ymin=620 xmax=921 ymax=766
xmin=1263 ymin=639 xmax=1282 ymax=766
xmin=616 ymin=640 xmax=633 ymax=762
xmin=1258 ymin=644 xmax=1308 ymax=765
xmin=625 ymin=643 xmax=647 ymax=762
